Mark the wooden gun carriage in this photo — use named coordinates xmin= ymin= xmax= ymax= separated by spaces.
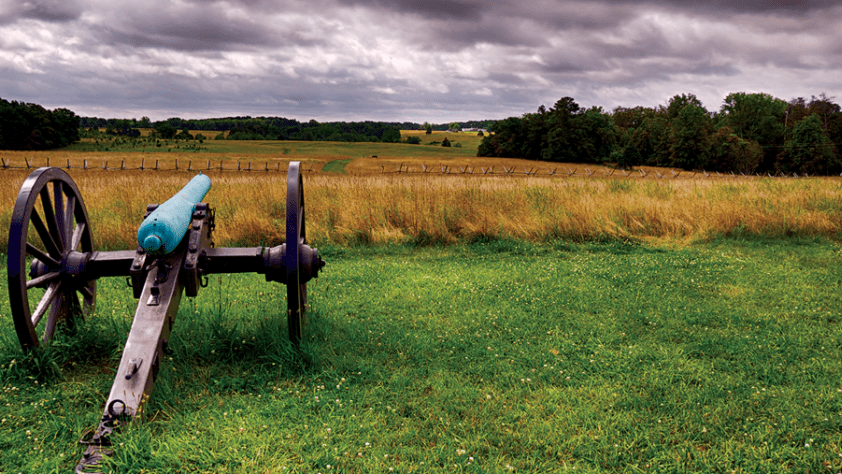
xmin=5 ymin=162 xmax=324 ymax=472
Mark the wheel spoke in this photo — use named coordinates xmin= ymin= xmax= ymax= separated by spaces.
xmin=79 ymin=284 xmax=94 ymax=302
xmin=26 ymin=271 xmax=61 ymax=289
xmin=70 ymin=222 xmax=86 ymax=251
xmin=26 ymin=242 xmax=60 ymax=268
xmin=53 ymin=181 xmax=66 ymax=249
xmin=39 ymin=187 xmax=64 ymax=254
xmin=42 ymin=295 xmax=63 ymax=343
xmin=31 ymin=209 xmax=62 ymax=260
xmin=31 ymin=280 xmax=63 ymax=327
xmin=64 ymin=194 xmax=76 ymax=250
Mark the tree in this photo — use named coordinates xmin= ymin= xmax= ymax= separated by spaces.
xmin=0 ymin=98 xmax=80 ymax=150
xmin=442 ymin=137 xmax=451 ymax=147
xmin=669 ymin=101 xmax=712 ymax=170
xmin=382 ymin=128 xmax=401 ymax=143
xmin=448 ymin=122 xmax=461 ymax=132
xmin=477 ymin=117 xmax=525 ymax=158
xmin=155 ymin=123 xmax=176 ymax=139
xmin=777 ymin=114 xmax=839 ymax=175
xmin=613 ymin=106 xmax=656 ymax=130
xmin=666 ymin=93 xmax=705 ymax=120
xmin=708 ymin=126 xmax=763 ymax=173
xmin=808 ymin=93 xmax=840 ymax=130
xmin=425 ymin=123 xmax=433 ymax=135
xmin=627 ymin=116 xmax=671 ymax=167
xmin=612 ymin=142 xmax=642 ymax=170
xmin=717 ymin=92 xmax=786 ymax=171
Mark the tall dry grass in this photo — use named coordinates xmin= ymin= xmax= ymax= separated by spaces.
xmin=2 ymin=169 xmax=841 ymax=252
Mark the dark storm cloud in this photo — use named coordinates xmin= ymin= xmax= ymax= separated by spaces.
xmin=607 ymin=0 xmax=838 ymax=14
xmin=87 ymin=3 xmax=320 ymax=52
xmin=337 ymin=0 xmax=485 ymax=21
xmin=0 ymin=0 xmax=83 ymax=24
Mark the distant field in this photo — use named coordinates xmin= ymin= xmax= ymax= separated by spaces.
xmin=2 ymin=135 xmax=842 ymax=251
xmin=1 ymin=131 xmax=517 ymax=177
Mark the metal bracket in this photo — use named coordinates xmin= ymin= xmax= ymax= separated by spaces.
xmin=125 ymin=358 xmax=142 ymax=380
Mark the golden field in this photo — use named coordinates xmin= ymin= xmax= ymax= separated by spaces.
xmin=2 ymin=163 xmax=841 ymax=250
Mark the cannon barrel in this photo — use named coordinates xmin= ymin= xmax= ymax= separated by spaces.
xmin=136 ymin=173 xmax=211 ymax=255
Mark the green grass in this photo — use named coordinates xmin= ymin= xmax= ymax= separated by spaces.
xmin=2 ymin=239 xmax=842 ymax=473
xmin=322 ymin=159 xmax=353 ymax=174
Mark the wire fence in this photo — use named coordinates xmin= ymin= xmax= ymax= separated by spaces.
xmin=1 ymin=156 xmax=837 ymax=180
xmin=0 ymin=157 xmax=314 ymax=173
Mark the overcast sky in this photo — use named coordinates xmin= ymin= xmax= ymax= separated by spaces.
xmin=1 ymin=0 xmax=840 ymax=123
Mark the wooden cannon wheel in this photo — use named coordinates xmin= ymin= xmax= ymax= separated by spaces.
xmin=286 ymin=161 xmax=308 ymax=344
xmin=7 ymin=167 xmax=97 ymax=349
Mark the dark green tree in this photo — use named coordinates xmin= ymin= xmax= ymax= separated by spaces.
xmin=477 ymin=117 xmax=526 ymax=158
xmin=613 ymin=106 xmax=657 ymax=130
xmin=382 ymin=128 xmax=401 ymax=143
xmin=442 ymin=137 xmax=451 ymax=147
xmin=0 ymin=98 xmax=80 ymax=150
xmin=708 ymin=126 xmax=763 ymax=173
xmin=666 ymin=93 xmax=705 ymax=119
xmin=425 ymin=123 xmax=433 ymax=134
xmin=777 ymin=114 xmax=839 ymax=175
xmin=627 ymin=116 xmax=671 ymax=167
xmin=612 ymin=142 xmax=642 ymax=169
xmin=716 ymin=92 xmax=786 ymax=171
xmin=155 ymin=123 xmax=176 ymax=139
xmin=669 ymin=100 xmax=712 ymax=170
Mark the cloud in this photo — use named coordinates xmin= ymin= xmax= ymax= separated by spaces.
xmin=0 ymin=0 xmax=839 ymax=122
xmin=0 ymin=0 xmax=84 ymax=24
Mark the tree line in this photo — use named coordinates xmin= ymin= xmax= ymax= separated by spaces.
xmin=478 ymin=93 xmax=842 ymax=175
xmin=79 ymin=116 xmax=409 ymax=143
xmin=0 ymin=98 xmax=80 ymax=150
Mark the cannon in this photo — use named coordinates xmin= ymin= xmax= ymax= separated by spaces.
xmin=5 ymin=162 xmax=324 ymax=473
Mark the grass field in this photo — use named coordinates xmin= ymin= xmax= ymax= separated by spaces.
xmin=2 ymin=170 xmax=841 ymax=252
xmin=2 ymin=139 xmax=842 ymax=472
xmin=2 ymin=239 xmax=842 ymax=473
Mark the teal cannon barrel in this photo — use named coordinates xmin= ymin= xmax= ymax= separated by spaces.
xmin=137 ymin=174 xmax=212 ymax=255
